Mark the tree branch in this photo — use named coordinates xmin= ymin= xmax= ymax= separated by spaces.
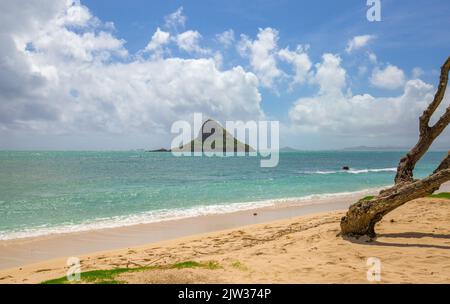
xmin=395 ymin=56 xmax=450 ymax=184
xmin=341 ymin=56 xmax=450 ymax=238
xmin=341 ymin=168 xmax=450 ymax=237
xmin=435 ymin=151 xmax=450 ymax=173
xmin=419 ymin=57 xmax=450 ymax=134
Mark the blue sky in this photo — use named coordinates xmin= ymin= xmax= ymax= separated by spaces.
xmin=0 ymin=0 xmax=449 ymax=150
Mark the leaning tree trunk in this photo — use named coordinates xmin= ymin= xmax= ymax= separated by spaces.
xmin=340 ymin=56 xmax=450 ymax=238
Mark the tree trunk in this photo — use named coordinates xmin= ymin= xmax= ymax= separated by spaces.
xmin=340 ymin=56 xmax=450 ymax=238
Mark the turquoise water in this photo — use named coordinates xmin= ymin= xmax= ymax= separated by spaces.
xmin=0 ymin=151 xmax=446 ymax=239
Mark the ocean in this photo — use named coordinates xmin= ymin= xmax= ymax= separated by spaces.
xmin=0 ymin=151 xmax=446 ymax=240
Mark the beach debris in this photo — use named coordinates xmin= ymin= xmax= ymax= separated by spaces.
xmin=253 ymin=213 xmax=258 ymax=216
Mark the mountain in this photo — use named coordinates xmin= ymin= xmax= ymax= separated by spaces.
xmin=341 ymin=146 xmax=408 ymax=151
xmin=280 ymin=147 xmax=299 ymax=152
xmin=172 ymin=119 xmax=255 ymax=153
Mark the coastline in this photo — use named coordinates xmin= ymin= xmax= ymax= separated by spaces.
xmin=0 ymin=187 xmax=381 ymax=270
xmin=0 ymin=182 xmax=448 ymax=284
xmin=1 ymin=195 xmax=450 ymax=284
xmin=0 ymin=187 xmax=387 ymax=242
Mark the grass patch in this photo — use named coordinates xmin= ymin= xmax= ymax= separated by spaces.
xmin=429 ymin=192 xmax=450 ymax=199
xmin=171 ymin=261 xmax=221 ymax=270
xmin=42 ymin=267 xmax=150 ymax=285
xmin=42 ymin=260 xmax=221 ymax=284
xmin=361 ymin=196 xmax=375 ymax=201
xmin=172 ymin=261 xmax=202 ymax=269
xmin=231 ymin=261 xmax=249 ymax=271
xmin=205 ymin=261 xmax=221 ymax=270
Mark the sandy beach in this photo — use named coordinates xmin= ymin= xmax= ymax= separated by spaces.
xmin=0 ymin=188 xmax=381 ymax=270
xmin=0 ymin=183 xmax=449 ymax=284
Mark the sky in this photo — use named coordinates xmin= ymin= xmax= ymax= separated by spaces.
xmin=0 ymin=0 xmax=449 ymax=150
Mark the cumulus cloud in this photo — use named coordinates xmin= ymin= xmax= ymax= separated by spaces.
xmin=238 ymin=28 xmax=283 ymax=88
xmin=144 ymin=27 xmax=171 ymax=54
xmin=216 ymin=29 xmax=235 ymax=48
xmin=2 ymin=1 xmax=445 ymax=149
xmin=412 ymin=67 xmax=424 ymax=79
xmin=313 ymin=54 xmax=347 ymax=96
xmin=289 ymin=54 xmax=441 ymax=137
xmin=0 ymin=0 xmax=263 ymax=137
xmin=345 ymin=35 xmax=375 ymax=53
xmin=370 ymin=64 xmax=406 ymax=90
xmin=164 ymin=7 xmax=186 ymax=31
xmin=176 ymin=30 xmax=209 ymax=54
xmin=278 ymin=45 xmax=312 ymax=86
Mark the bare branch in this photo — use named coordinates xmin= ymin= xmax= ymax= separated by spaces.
xmin=341 ymin=168 xmax=450 ymax=237
xmin=419 ymin=57 xmax=450 ymax=134
xmin=341 ymin=56 xmax=450 ymax=238
xmin=395 ymin=56 xmax=450 ymax=184
xmin=435 ymin=151 xmax=450 ymax=173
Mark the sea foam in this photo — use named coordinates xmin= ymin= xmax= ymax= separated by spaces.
xmin=300 ymin=168 xmax=397 ymax=175
xmin=0 ymin=187 xmax=385 ymax=241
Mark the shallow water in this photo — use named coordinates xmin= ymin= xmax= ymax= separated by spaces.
xmin=0 ymin=151 xmax=446 ymax=239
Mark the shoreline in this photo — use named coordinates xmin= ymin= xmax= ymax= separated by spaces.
xmin=0 ymin=187 xmax=387 ymax=242
xmin=0 ymin=188 xmax=381 ymax=270
xmin=0 ymin=182 xmax=448 ymax=283
xmin=1 ymin=195 xmax=450 ymax=283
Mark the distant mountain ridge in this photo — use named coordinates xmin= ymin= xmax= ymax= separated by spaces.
xmin=279 ymin=147 xmax=299 ymax=152
xmin=341 ymin=146 xmax=409 ymax=151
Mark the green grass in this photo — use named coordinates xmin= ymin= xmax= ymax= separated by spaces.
xmin=42 ymin=267 xmax=148 ymax=285
xmin=172 ymin=261 xmax=202 ymax=269
xmin=41 ymin=260 xmax=221 ymax=284
xmin=361 ymin=195 xmax=375 ymax=201
xmin=204 ymin=261 xmax=221 ymax=270
xmin=429 ymin=192 xmax=450 ymax=199
xmin=231 ymin=261 xmax=249 ymax=271
xmin=171 ymin=261 xmax=221 ymax=270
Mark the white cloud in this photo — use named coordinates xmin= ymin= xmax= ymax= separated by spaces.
xmin=238 ymin=28 xmax=283 ymax=88
xmin=412 ymin=67 xmax=424 ymax=79
xmin=289 ymin=55 xmax=439 ymax=138
xmin=145 ymin=27 xmax=170 ymax=51
xmin=143 ymin=27 xmax=171 ymax=59
xmin=313 ymin=53 xmax=347 ymax=96
xmin=278 ymin=45 xmax=312 ymax=86
xmin=0 ymin=0 xmax=263 ymax=138
xmin=176 ymin=30 xmax=209 ymax=54
xmin=345 ymin=35 xmax=375 ymax=53
xmin=60 ymin=0 xmax=96 ymax=27
xmin=370 ymin=64 xmax=406 ymax=90
xmin=216 ymin=29 xmax=235 ymax=48
xmin=367 ymin=51 xmax=377 ymax=64
xmin=164 ymin=7 xmax=186 ymax=31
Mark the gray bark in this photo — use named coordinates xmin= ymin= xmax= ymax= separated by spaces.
xmin=340 ymin=56 xmax=450 ymax=238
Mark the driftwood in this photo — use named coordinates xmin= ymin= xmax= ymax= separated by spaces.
xmin=340 ymin=56 xmax=450 ymax=238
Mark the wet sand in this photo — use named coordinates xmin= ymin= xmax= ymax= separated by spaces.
xmin=0 ymin=183 xmax=449 ymax=284
xmin=0 ymin=188 xmax=380 ymax=270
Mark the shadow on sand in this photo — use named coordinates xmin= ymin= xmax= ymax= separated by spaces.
xmin=343 ymin=232 xmax=450 ymax=250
